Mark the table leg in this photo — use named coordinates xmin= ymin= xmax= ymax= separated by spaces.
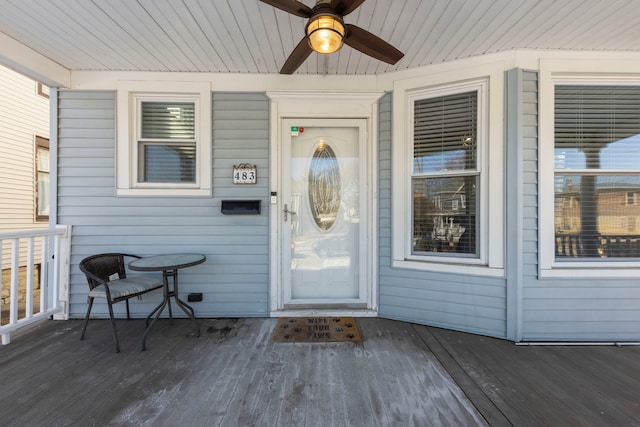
xmin=142 ymin=298 xmax=167 ymax=351
xmin=174 ymin=298 xmax=200 ymax=337
xmin=171 ymin=270 xmax=200 ymax=337
xmin=141 ymin=267 xmax=201 ymax=351
xmin=165 ymin=271 xmax=174 ymax=323
xmin=142 ymin=273 xmax=171 ymax=350
xmin=145 ymin=299 xmax=164 ymax=327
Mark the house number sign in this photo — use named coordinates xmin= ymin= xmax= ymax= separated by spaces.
xmin=233 ymin=164 xmax=257 ymax=184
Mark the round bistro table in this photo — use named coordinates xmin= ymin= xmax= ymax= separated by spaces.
xmin=129 ymin=253 xmax=206 ymax=351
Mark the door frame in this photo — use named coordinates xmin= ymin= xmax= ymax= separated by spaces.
xmin=267 ymin=91 xmax=382 ymax=317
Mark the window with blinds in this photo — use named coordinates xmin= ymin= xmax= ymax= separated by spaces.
xmin=137 ymin=101 xmax=196 ymax=183
xmin=412 ymin=90 xmax=479 ymax=256
xmin=554 ymin=85 xmax=640 ymax=259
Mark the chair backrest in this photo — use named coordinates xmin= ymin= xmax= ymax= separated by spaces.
xmin=79 ymin=253 xmax=129 ymax=290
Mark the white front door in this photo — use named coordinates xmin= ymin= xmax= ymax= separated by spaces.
xmin=281 ymin=118 xmax=369 ymax=308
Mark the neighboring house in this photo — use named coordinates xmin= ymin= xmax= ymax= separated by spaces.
xmin=1 ymin=1 xmax=640 ymax=343
xmin=0 ymin=64 xmax=50 ymax=315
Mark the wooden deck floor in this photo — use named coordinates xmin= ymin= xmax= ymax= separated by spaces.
xmin=1 ymin=317 xmax=639 ymax=426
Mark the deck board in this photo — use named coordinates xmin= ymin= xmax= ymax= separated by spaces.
xmin=0 ymin=318 xmax=486 ymax=427
xmin=423 ymin=326 xmax=640 ymax=427
xmin=2 ymin=318 xmax=640 ymax=426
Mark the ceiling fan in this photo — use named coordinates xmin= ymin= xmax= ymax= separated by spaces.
xmin=259 ymin=0 xmax=404 ymax=74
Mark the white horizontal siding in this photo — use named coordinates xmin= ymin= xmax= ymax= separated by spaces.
xmin=0 ymin=65 xmax=49 ymax=230
xmin=59 ymin=90 xmax=270 ymax=319
xmin=377 ymin=92 xmax=507 ymax=338
xmin=0 ymin=65 xmax=49 ymax=268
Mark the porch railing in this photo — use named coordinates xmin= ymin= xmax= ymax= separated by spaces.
xmin=0 ymin=225 xmax=71 ymax=345
xmin=556 ymin=233 xmax=640 ymax=258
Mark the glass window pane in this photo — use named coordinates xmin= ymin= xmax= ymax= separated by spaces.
xmin=36 ymin=147 xmax=49 ymax=172
xmin=36 ymin=146 xmax=50 ymax=218
xmin=141 ymin=102 xmax=195 ymax=140
xmin=37 ymin=171 xmax=50 ymax=217
xmin=140 ymin=144 xmax=196 ymax=183
xmin=414 ymin=91 xmax=477 ymax=174
xmin=555 ymin=86 xmax=640 ymax=169
xmin=412 ymin=176 xmax=478 ymax=256
xmin=555 ymin=174 xmax=640 ymax=258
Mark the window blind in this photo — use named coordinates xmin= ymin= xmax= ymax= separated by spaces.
xmin=141 ymin=102 xmax=195 ymax=140
xmin=414 ymin=91 xmax=477 ymax=174
xmin=555 ymin=86 xmax=640 ymax=169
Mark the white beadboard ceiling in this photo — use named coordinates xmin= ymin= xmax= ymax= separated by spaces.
xmin=1 ymin=0 xmax=640 ymax=76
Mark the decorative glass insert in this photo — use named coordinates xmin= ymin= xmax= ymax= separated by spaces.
xmin=308 ymin=143 xmax=341 ymax=230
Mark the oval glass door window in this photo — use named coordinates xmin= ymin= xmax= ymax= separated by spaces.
xmin=308 ymin=142 xmax=341 ymax=230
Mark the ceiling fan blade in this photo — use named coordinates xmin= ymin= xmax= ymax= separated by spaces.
xmin=259 ymin=0 xmax=313 ymax=18
xmin=331 ymin=0 xmax=367 ymax=16
xmin=280 ymin=37 xmax=313 ymax=74
xmin=344 ymin=24 xmax=404 ymax=65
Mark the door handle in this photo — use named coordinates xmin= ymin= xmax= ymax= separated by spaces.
xmin=283 ymin=204 xmax=297 ymax=221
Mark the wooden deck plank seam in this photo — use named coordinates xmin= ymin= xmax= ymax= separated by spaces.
xmin=411 ymin=324 xmax=514 ymax=427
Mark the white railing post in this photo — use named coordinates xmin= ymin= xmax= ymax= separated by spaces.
xmin=53 ymin=225 xmax=71 ymax=320
xmin=10 ymin=239 xmax=19 ymax=325
xmin=0 ymin=238 xmax=3 ymax=328
xmin=40 ymin=235 xmax=49 ymax=313
xmin=26 ymin=237 xmax=35 ymax=319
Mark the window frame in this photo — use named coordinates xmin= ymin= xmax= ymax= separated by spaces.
xmin=135 ymin=96 xmax=197 ymax=185
xmin=116 ymin=81 xmax=211 ymax=197
xmin=409 ymin=86 xmax=482 ymax=259
xmin=392 ymin=64 xmax=504 ymax=277
xmin=539 ymin=61 xmax=640 ymax=278
xmin=36 ymin=82 xmax=49 ymax=99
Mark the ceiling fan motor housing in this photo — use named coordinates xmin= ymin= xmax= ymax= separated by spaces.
xmin=306 ymin=6 xmax=346 ymax=54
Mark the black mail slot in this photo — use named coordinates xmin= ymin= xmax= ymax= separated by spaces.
xmin=221 ymin=200 xmax=261 ymax=215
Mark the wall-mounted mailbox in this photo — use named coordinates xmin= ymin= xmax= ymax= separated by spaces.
xmin=221 ymin=200 xmax=261 ymax=215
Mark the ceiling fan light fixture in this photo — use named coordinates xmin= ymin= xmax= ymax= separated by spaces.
xmin=306 ymin=14 xmax=345 ymax=54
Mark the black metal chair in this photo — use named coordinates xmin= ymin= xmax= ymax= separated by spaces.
xmin=79 ymin=253 xmax=163 ymax=352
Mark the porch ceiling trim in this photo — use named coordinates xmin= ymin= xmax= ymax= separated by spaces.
xmin=0 ymin=32 xmax=70 ymax=88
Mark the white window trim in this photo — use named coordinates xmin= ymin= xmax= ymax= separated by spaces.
xmin=539 ymin=59 xmax=640 ymax=278
xmin=392 ymin=63 xmax=505 ymax=277
xmin=116 ymin=81 xmax=211 ymax=197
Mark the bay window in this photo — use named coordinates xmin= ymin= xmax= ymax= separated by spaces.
xmin=539 ymin=63 xmax=640 ymax=277
xmin=412 ymin=90 xmax=478 ymax=256
xmin=392 ymin=65 xmax=504 ymax=277
xmin=554 ymin=85 xmax=640 ymax=260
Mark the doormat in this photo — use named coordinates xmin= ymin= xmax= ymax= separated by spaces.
xmin=272 ymin=317 xmax=361 ymax=343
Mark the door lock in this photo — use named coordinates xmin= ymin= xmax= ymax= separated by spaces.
xmin=283 ymin=204 xmax=297 ymax=221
